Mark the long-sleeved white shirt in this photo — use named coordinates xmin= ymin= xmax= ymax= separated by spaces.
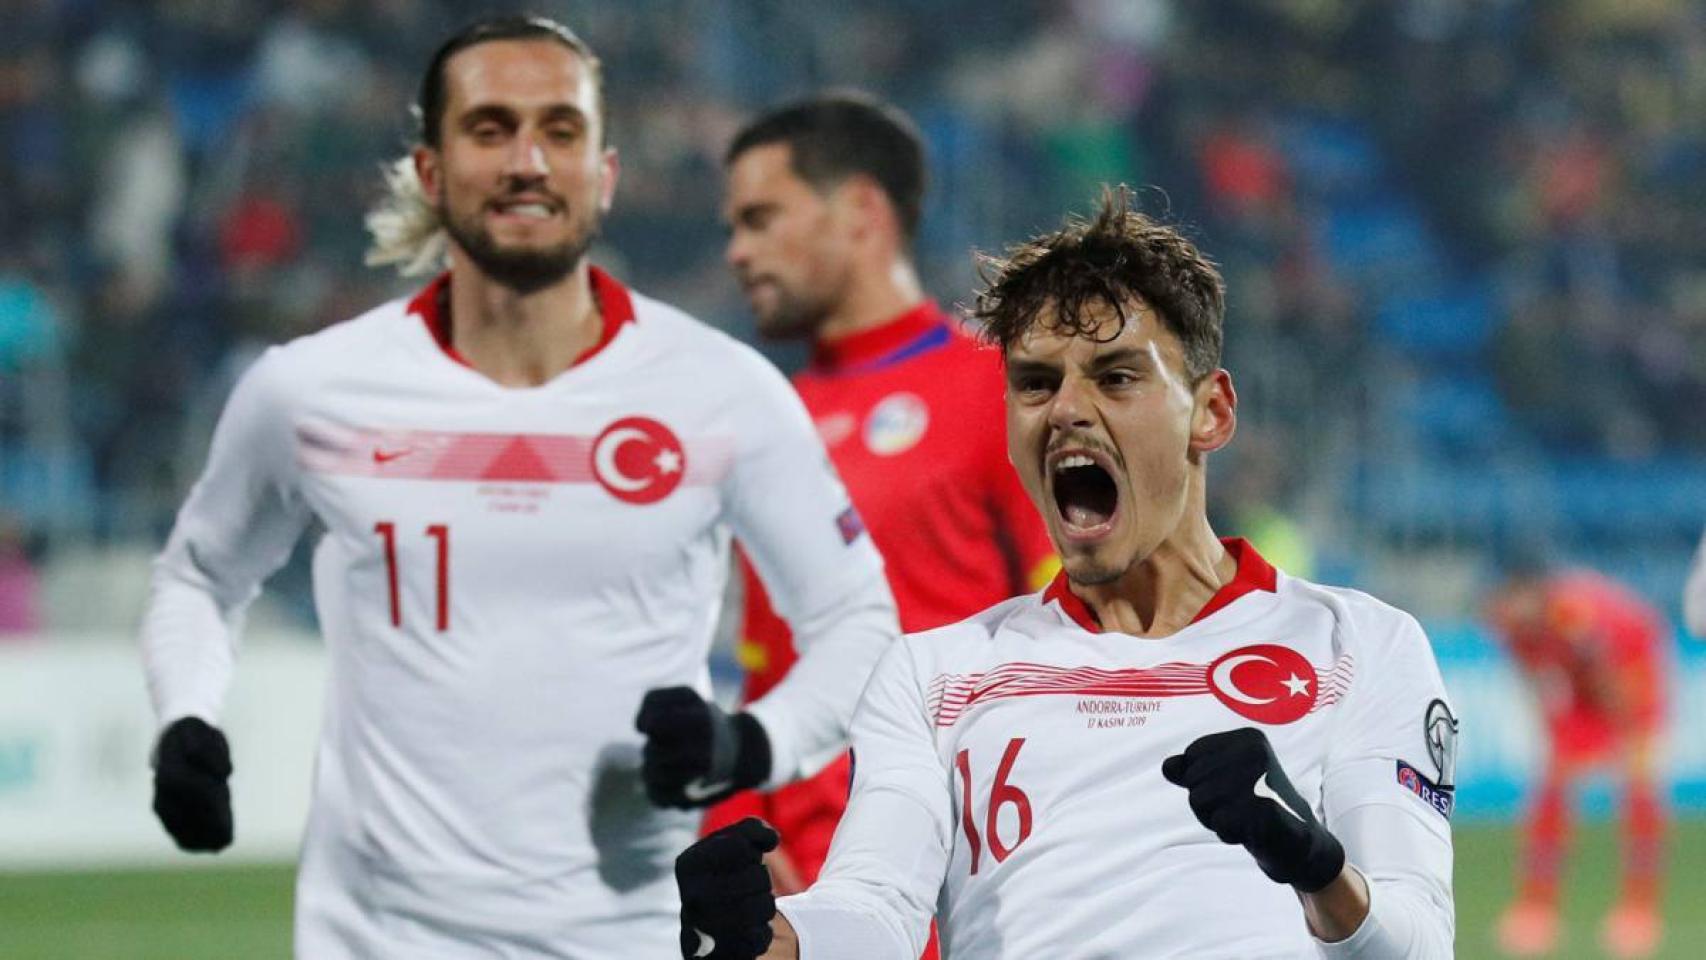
xmin=139 ymin=269 xmax=898 ymax=953
xmin=778 ymin=540 xmax=1455 ymax=958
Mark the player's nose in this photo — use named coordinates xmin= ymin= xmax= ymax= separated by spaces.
xmin=503 ymin=133 xmax=552 ymax=178
xmin=1047 ymin=375 xmax=1096 ymax=431
xmin=724 ymin=231 xmax=750 ymax=272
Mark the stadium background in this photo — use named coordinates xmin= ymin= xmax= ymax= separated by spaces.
xmin=1 ymin=0 xmax=1703 ymax=956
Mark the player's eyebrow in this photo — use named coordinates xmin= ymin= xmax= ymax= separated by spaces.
xmin=458 ymin=104 xmax=518 ymax=128
xmin=537 ymin=104 xmax=589 ymax=126
xmin=1085 ymin=347 xmax=1151 ymax=372
xmin=727 ymin=201 xmax=779 ymax=228
xmin=458 ymin=103 xmax=588 ymax=129
xmin=1004 ymin=357 xmax=1060 ymax=383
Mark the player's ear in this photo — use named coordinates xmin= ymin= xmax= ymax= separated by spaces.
xmin=833 ymin=175 xmax=888 ymax=243
xmin=597 ymin=145 xmax=619 ymax=215
xmin=1189 ymin=369 xmax=1236 ymax=454
xmin=414 ymin=145 xmax=441 ymax=199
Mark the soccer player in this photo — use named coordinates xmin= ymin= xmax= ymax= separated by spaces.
xmin=139 ymin=16 xmax=898 ymax=958
xmin=704 ymin=93 xmax=1055 ymax=900
xmin=1487 ymin=559 xmax=1670 ymax=959
xmin=673 ymin=190 xmax=1457 ymax=959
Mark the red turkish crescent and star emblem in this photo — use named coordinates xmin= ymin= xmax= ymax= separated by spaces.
xmin=590 ymin=417 xmax=686 ymax=504
xmin=1206 ymin=643 xmax=1318 ymax=724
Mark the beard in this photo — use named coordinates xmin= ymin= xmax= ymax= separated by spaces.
xmin=441 ymin=200 xmax=598 ymax=295
xmin=752 ymin=285 xmax=831 ymax=340
xmin=748 ymin=263 xmax=850 ymax=340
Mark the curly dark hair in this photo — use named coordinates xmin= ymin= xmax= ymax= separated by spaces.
xmin=973 ymin=186 xmax=1226 ymax=382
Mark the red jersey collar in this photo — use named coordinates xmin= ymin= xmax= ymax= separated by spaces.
xmin=406 ymin=266 xmax=637 ymax=370
xmin=810 ymin=300 xmax=945 ymax=372
xmin=1042 ymin=537 xmax=1278 ymax=633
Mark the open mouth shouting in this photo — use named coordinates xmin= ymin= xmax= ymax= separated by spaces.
xmin=1047 ymin=445 xmax=1122 ymax=544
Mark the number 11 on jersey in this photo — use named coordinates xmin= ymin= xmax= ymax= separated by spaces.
xmin=375 ymin=521 xmax=451 ymax=631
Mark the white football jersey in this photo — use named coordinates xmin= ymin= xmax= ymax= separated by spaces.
xmin=140 ymin=269 xmax=898 ymax=957
xmin=779 ymin=540 xmax=1456 ymax=959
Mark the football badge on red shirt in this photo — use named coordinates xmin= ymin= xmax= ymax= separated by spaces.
xmin=1206 ymin=644 xmax=1318 ymax=724
xmin=863 ymin=392 xmax=929 ymax=456
xmin=590 ymin=417 xmax=686 ymax=504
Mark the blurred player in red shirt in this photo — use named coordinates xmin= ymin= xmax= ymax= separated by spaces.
xmin=708 ymin=93 xmax=1055 ymax=947
xmin=1486 ymin=557 xmax=1671 ymax=959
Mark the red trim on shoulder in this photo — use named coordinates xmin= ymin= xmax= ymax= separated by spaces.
xmin=406 ymin=266 xmax=637 ymax=371
xmin=1041 ymin=537 xmax=1278 ymax=634
xmin=407 ymin=272 xmax=471 ymax=368
xmin=810 ymin=300 xmax=945 ymax=371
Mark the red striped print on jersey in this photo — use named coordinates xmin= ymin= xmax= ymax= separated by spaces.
xmin=1309 ymin=654 xmax=1356 ymax=713
xmin=925 ymin=651 xmax=1353 ymax=727
xmin=296 ymin=420 xmax=735 ymax=488
xmin=928 ymin=662 xmax=1210 ymax=727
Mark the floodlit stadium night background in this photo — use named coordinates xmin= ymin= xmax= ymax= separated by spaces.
xmin=1 ymin=1 xmax=1703 ymax=957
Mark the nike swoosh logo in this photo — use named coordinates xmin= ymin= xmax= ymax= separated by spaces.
xmin=1253 ymin=773 xmax=1305 ymax=822
xmin=693 ymin=929 xmax=716 ymax=958
xmin=683 ymin=778 xmax=732 ymax=802
xmin=373 ymin=448 xmax=413 ymax=464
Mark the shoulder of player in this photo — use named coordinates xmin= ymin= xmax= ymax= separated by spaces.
xmin=627 ymin=289 xmax=782 ymax=379
xmin=1279 ymin=574 xmax=1433 ymax=657
xmin=895 ymin=595 xmax=1037 ymax=665
xmin=1282 ymin=576 xmax=1433 ymax=671
xmin=255 ymin=295 xmax=414 ymax=376
xmin=923 ymin=322 xmax=1006 ymax=381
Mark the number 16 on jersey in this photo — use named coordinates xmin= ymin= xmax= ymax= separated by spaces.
xmin=955 ymin=737 xmax=1033 ymax=875
xmin=374 ymin=521 xmax=451 ymax=631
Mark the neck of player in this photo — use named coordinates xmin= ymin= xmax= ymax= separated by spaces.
xmin=1073 ymin=477 xmax=1235 ymax=637
xmin=448 ymin=253 xmax=603 ymax=388
xmin=817 ymin=255 xmax=925 ymax=343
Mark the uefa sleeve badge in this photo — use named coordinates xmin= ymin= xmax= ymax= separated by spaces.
xmin=1424 ymin=698 xmax=1458 ymax=789
xmin=1396 ymin=698 xmax=1458 ymax=820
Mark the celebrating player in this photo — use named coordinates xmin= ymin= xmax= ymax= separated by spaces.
xmin=703 ymin=92 xmax=1055 ymax=902
xmin=674 ymin=189 xmax=1457 ymax=959
xmin=1487 ymin=557 xmax=1670 ymax=959
xmin=139 ymin=15 xmax=898 ymax=958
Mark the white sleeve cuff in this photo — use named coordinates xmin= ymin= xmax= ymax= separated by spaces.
xmin=1314 ymin=864 xmax=1454 ymax=959
xmin=776 ymin=892 xmax=917 ymax=960
xmin=1313 ymin=874 xmax=1387 ymax=957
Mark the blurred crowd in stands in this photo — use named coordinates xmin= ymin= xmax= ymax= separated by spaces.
xmin=1 ymin=0 xmax=1702 ymax=632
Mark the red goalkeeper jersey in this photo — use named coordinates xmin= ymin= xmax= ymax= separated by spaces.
xmin=709 ymin=301 xmax=1056 ymax=887
xmin=1490 ymin=570 xmax=1669 ymax=749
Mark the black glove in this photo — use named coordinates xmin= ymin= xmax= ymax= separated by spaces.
xmin=676 ymin=817 xmax=780 ymax=960
xmin=1161 ymin=727 xmax=1344 ymax=892
xmin=636 ymin=687 xmax=771 ymax=808
xmin=152 ymin=717 xmax=234 ymax=852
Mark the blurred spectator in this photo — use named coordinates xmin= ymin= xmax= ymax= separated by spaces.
xmin=0 ymin=262 xmax=64 ymax=374
xmin=0 ymin=512 xmax=41 ymax=636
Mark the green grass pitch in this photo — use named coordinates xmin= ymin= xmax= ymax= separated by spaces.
xmin=1 ymin=820 xmax=1701 ymax=958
